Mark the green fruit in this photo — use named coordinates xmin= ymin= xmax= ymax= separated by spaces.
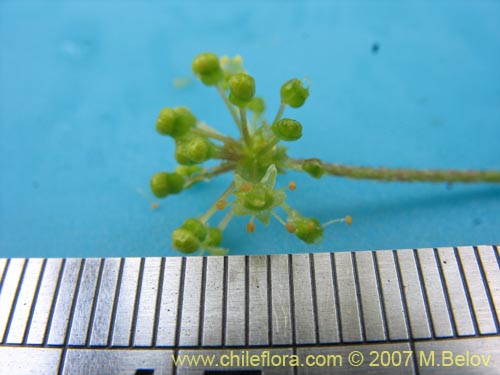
xmin=187 ymin=137 xmax=214 ymax=163
xmin=228 ymin=73 xmax=255 ymax=107
xmin=150 ymin=172 xmax=185 ymax=198
xmin=175 ymin=136 xmax=214 ymax=165
xmin=175 ymin=165 xmax=202 ymax=177
xmin=172 ymin=227 xmax=200 ymax=254
xmin=302 ymin=158 xmax=325 ymax=178
xmin=192 ymin=52 xmax=220 ymax=75
xmin=280 ymin=78 xmax=309 ymax=108
xmin=192 ymin=52 xmax=224 ymax=86
xmin=175 ymin=140 xmax=195 ymax=165
xmin=155 ymin=107 xmax=196 ymax=138
xmin=167 ymin=173 xmax=184 ymax=194
xmin=205 ymin=227 xmax=223 ymax=247
xmin=272 ymin=118 xmax=302 ymax=141
xmin=247 ymin=97 xmax=265 ymax=114
xmin=182 ymin=218 xmax=207 ymax=242
xmin=175 ymin=106 xmax=197 ymax=128
xmin=295 ymin=217 xmax=323 ymax=244
xmin=156 ymin=108 xmax=177 ymax=136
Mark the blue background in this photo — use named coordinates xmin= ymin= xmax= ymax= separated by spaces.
xmin=1 ymin=1 xmax=499 ymax=258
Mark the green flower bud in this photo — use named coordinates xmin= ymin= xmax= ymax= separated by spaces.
xmin=176 ymin=136 xmax=214 ymax=165
xmin=156 ymin=107 xmax=196 ymax=138
xmin=175 ymin=165 xmax=202 ymax=177
xmin=272 ymin=118 xmax=302 ymax=141
xmin=192 ymin=52 xmax=220 ymax=75
xmin=228 ymin=73 xmax=255 ymax=107
xmin=156 ymin=108 xmax=177 ymax=136
xmin=172 ymin=227 xmax=200 ymax=254
xmin=295 ymin=217 xmax=323 ymax=244
xmin=280 ymin=78 xmax=309 ymax=108
xmin=150 ymin=172 xmax=185 ymax=198
xmin=175 ymin=106 xmax=197 ymax=128
xmin=166 ymin=173 xmax=184 ymax=194
xmin=247 ymin=97 xmax=265 ymax=115
xmin=205 ymin=227 xmax=223 ymax=247
xmin=187 ymin=137 xmax=214 ymax=163
xmin=175 ymin=141 xmax=194 ymax=165
xmin=181 ymin=218 xmax=207 ymax=242
xmin=302 ymin=158 xmax=324 ymax=178
xmin=243 ymin=184 xmax=274 ymax=211
xmin=192 ymin=52 xmax=224 ymax=86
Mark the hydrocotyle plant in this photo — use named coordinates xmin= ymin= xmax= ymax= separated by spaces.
xmin=151 ymin=52 xmax=500 ymax=255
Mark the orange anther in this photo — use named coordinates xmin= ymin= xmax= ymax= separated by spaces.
xmin=216 ymin=200 xmax=227 ymax=210
xmin=246 ymin=221 xmax=255 ymax=233
xmin=151 ymin=202 xmax=160 ymax=210
xmin=285 ymin=223 xmax=296 ymax=233
xmin=345 ymin=215 xmax=353 ymax=225
xmin=240 ymin=183 xmax=253 ymax=192
xmin=288 ymin=181 xmax=297 ymax=191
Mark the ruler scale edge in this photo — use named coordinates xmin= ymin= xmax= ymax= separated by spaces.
xmin=0 ymin=245 xmax=498 ymax=374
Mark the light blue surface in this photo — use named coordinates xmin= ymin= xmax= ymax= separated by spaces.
xmin=1 ymin=1 xmax=499 ymax=258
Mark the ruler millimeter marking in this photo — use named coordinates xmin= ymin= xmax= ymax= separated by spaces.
xmin=0 ymin=246 xmax=499 ymax=351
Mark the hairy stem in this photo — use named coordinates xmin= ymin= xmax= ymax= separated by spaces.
xmin=288 ymin=158 xmax=500 ymax=183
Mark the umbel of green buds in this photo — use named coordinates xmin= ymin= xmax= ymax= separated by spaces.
xmin=156 ymin=107 xmax=197 ymax=138
xmin=228 ymin=73 xmax=255 ymax=107
xmin=272 ymin=118 xmax=303 ymax=141
xmin=280 ymin=78 xmax=309 ymax=108
xmin=192 ymin=52 xmax=224 ymax=86
xmin=150 ymin=172 xmax=185 ymax=198
xmin=150 ymin=52 xmax=500 ymax=255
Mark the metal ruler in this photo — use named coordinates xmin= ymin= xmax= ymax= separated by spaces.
xmin=0 ymin=245 xmax=499 ymax=374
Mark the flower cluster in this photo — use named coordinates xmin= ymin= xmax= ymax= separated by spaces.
xmin=151 ymin=52 xmax=352 ymax=255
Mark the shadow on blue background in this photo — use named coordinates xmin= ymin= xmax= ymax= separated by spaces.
xmin=1 ymin=1 xmax=499 ymax=258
